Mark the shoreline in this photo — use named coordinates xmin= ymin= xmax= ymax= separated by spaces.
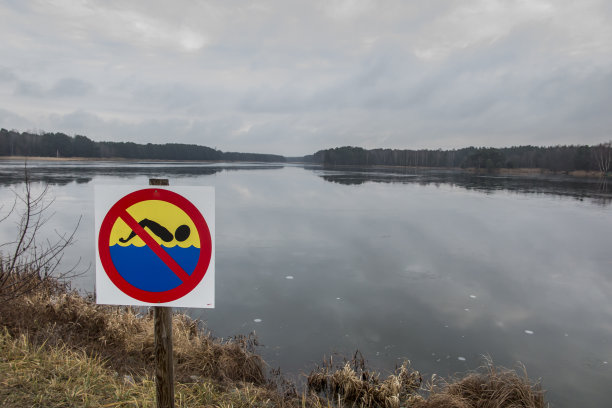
xmin=314 ymin=162 xmax=606 ymax=179
xmin=0 ymin=155 xmax=225 ymax=163
xmin=0 ymin=278 xmax=547 ymax=407
xmin=1 ymin=156 xmax=605 ymax=178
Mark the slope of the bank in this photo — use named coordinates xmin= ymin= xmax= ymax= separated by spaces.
xmin=0 ymin=280 xmax=547 ymax=407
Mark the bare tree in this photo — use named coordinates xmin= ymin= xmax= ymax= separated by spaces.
xmin=592 ymin=141 xmax=612 ymax=176
xmin=0 ymin=166 xmax=82 ymax=303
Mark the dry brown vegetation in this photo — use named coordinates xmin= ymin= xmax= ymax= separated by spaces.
xmin=0 ymin=279 xmax=264 ymax=385
xmin=307 ymin=354 xmax=423 ymax=407
xmin=0 ymin=326 xmax=289 ymax=408
xmin=414 ymin=361 xmax=546 ymax=408
xmin=0 ymin=276 xmax=548 ymax=407
xmin=307 ymin=354 xmax=546 ymax=408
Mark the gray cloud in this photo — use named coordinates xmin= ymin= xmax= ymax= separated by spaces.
xmin=0 ymin=67 xmax=17 ymax=82
xmin=0 ymin=108 xmax=31 ymax=130
xmin=0 ymin=0 xmax=611 ymax=155
xmin=12 ymin=76 xmax=94 ymax=99
xmin=14 ymin=80 xmax=45 ymax=97
xmin=50 ymin=78 xmax=95 ymax=98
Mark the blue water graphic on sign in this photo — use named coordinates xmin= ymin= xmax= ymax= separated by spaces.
xmin=109 ymin=245 xmax=200 ymax=292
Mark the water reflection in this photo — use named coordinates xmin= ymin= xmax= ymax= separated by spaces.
xmin=0 ymin=159 xmax=283 ymax=186
xmin=0 ymin=161 xmax=611 ymax=407
xmin=598 ymin=177 xmax=609 ymax=193
xmin=311 ymin=166 xmax=612 ymax=206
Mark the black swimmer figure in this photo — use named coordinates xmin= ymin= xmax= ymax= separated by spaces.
xmin=119 ymin=219 xmax=190 ymax=243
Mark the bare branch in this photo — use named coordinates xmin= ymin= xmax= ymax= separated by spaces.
xmin=0 ymin=164 xmax=84 ymax=304
xmin=0 ymin=194 xmax=17 ymax=224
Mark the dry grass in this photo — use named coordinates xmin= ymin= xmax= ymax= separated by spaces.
xmin=0 ymin=280 xmax=265 ymax=385
xmin=0 ymin=327 xmax=307 ymax=408
xmin=0 ymin=327 xmax=147 ymax=407
xmin=0 ymin=278 xmax=548 ymax=407
xmin=307 ymin=354 xmax=424 ymax=408
xmin=414 ymin=359 xmax=547 ymax=408
xmin=307 ymin=354 xmax=547 ymax=408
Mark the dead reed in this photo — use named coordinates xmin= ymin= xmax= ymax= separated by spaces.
xmin=307 ymin=353 xmax=423 ymax=407
xmin=307 ymin=354 xmax=547 ymax=408
xmin=0 ymin=327 xmax=295 ymax=408
xmin=0 ymin=279 xmax=265 ymax=385
xmin=414 ymin=359 xmax=547 ymax=408
xmin=0 ymin=277 xmax=548 ymax=407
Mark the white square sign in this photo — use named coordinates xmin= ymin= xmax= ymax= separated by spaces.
xmin=95 ymin=185 xmax=215 ymax=308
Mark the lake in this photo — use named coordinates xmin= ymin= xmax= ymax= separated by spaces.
xmin=1 ymin=159 xmax=611 ymax=407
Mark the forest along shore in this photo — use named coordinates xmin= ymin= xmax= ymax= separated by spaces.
xmin=0 ymin=276 xmax=547 ymax=407
xmin=2 ymin=128 xmax=611 ymax=175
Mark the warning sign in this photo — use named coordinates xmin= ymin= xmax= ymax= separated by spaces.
xmin=95 ymin=185 xmax=215 ymax=308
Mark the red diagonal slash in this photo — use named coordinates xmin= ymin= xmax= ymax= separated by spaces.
xmin=118 ymin=209 xmax=191 ymax=282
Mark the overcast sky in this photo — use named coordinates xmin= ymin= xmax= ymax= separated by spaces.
xmin=1 ymin=0 xmax=611 ymax=156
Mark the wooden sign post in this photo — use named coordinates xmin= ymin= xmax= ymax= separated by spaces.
xmin=149 ymin=178 xmax=175 ymax=408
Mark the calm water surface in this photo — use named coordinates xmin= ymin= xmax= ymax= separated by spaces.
xmin=1 ymin=159 xmax=611 ymax=408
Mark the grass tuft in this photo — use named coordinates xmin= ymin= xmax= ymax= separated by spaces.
xmin=414 ymin=358 xmax=547 ymax=408
xmin=307 ymin=355 xmax=423 ymax=408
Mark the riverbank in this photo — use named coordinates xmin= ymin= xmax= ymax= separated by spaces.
xmin=322 ymin=163 xmax=605 ymax=179
xmin=0 ymin=155 xmax=226 ymax=163
xmin=467 ymin=167 xmax=604 ymax=178
xmin=2 ymin=156 xmax=606 ymax=179
xmin=0 ymin=278 xmax=547 ymax=407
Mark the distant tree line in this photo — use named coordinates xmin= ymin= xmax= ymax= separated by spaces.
xmin=0 ymin=129 xmax=285 ymax=163
xmin=3 ymin=128 xmax=611 ymax=174
xmin=306 ymin=144 xmax=612 ymax=174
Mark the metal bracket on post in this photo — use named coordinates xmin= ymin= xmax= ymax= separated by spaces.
xmin=149 ymin=178 xmax=175 ymax=408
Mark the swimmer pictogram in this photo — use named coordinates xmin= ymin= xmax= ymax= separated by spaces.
xmin=119 ymin=219 xmax=191 ymax=244
xmin=97 ymin=188 xmax=213 ymax=304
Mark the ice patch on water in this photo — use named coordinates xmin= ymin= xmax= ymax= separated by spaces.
xmin=564 ymin=333 xmax=569 ymax=337
xmin=458 ymin=357 xmax=466 ymax=361
xmin=253 ymin=318 xmax=262 ymax=323
xmin=469 ymin=295 xmax=477 ymax=299
xmin=524 ymin=330 xmax=534 ymax=335
xmin=285 ymin=275 xmax=294 ymax=280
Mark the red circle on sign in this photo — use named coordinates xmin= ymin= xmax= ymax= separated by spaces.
xmin=98 ymin=188 xmax=212 ymax=303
